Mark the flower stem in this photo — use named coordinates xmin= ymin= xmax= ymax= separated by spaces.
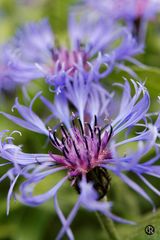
xmin=96 ymin=212 xmax=120 ymax=240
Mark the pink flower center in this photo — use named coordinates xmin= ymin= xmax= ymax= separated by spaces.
xmin=49 ymin=117 xmax=112 ymax=176
xmin=49 ymin=117 xmax=112 ymax=199
xmin=49 ymin=48 xmax=89 ymax=74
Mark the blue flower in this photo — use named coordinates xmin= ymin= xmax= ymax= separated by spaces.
xmin=1 ymin=17 xmax=143 ymax=93
xmin=69 ymin=11 xmax=143 ymax=78
xmin=1 ymin=79 xmax=160 ymax=239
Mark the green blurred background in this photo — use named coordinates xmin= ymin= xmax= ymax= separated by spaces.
xmin=0 ymin=0 xmax=160 ymax=239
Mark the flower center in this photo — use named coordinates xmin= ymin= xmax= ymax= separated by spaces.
xmin=49 ymin=117 xmax=112 ymax=192
xmin=49 ymin=48 xmax=88 ymax=74
xmin=49 ymin=116 xmax=112 ymax=199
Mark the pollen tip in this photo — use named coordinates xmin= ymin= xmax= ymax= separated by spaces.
xmin=47 ymin=126 xmax=52 ymax=132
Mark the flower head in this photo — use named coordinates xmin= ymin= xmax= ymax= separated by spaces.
xmin=48 ymin=117 xmax=112 ymax=199
xmin=1 ymin=79 xmax=160 ymax=239
xmin=1 ymin=17 xmax=142 ymax=93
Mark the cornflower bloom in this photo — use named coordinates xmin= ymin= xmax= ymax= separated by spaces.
xmin=1 ymin=18 xmax=142 ymax=93
xmin=80 ymin=0 xmax=160 ymax=42
xmin=69 ymin=11 xmax=143 ymax=79
xmin=1 ymin=79 xmax=160 ymax=239
xmin=0 ymin=20 xmax=55 ymax=90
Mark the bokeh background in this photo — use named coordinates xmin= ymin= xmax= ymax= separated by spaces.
xmin=0 ymin=0 xmax=160 ymax=239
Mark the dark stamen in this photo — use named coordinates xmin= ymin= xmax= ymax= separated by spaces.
xmin=60 ymin=124 xmax=68 ymax=139
xmin=87 ymin=123 xmax=94 ymax=138
xmin=48 ymin=127 xmax=57 ymax=146
xmin=83 ymin=135 xmax=89 ymax=150
xmin=78 ymin=118 xmax=84 ymax=135
xmin=61 ymin=137 xmax=69 ymax=154
xmin=83 ymin=136 xmax=91 ymax=168
xmin=61 ymin=137 xmax=66 ymax=145
xmin=62 ymin=147 xmax=69 ymax=159
xmin=97 ymin=127 xmax=101 ymax=153
xmin=94 ymin=115 xmax=97 ymax=129
xmin=72 ymin=140 xmax=81 ymax=159
xmin=64 ymin=146 xmax=69 ymax=154
xmin=53 ymin=131 xmax=60 ymax=146
xmin=49 ymin=133 xmax=56 ymax=146
xmin=107 ymin=125 xmax=113 ymax=144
